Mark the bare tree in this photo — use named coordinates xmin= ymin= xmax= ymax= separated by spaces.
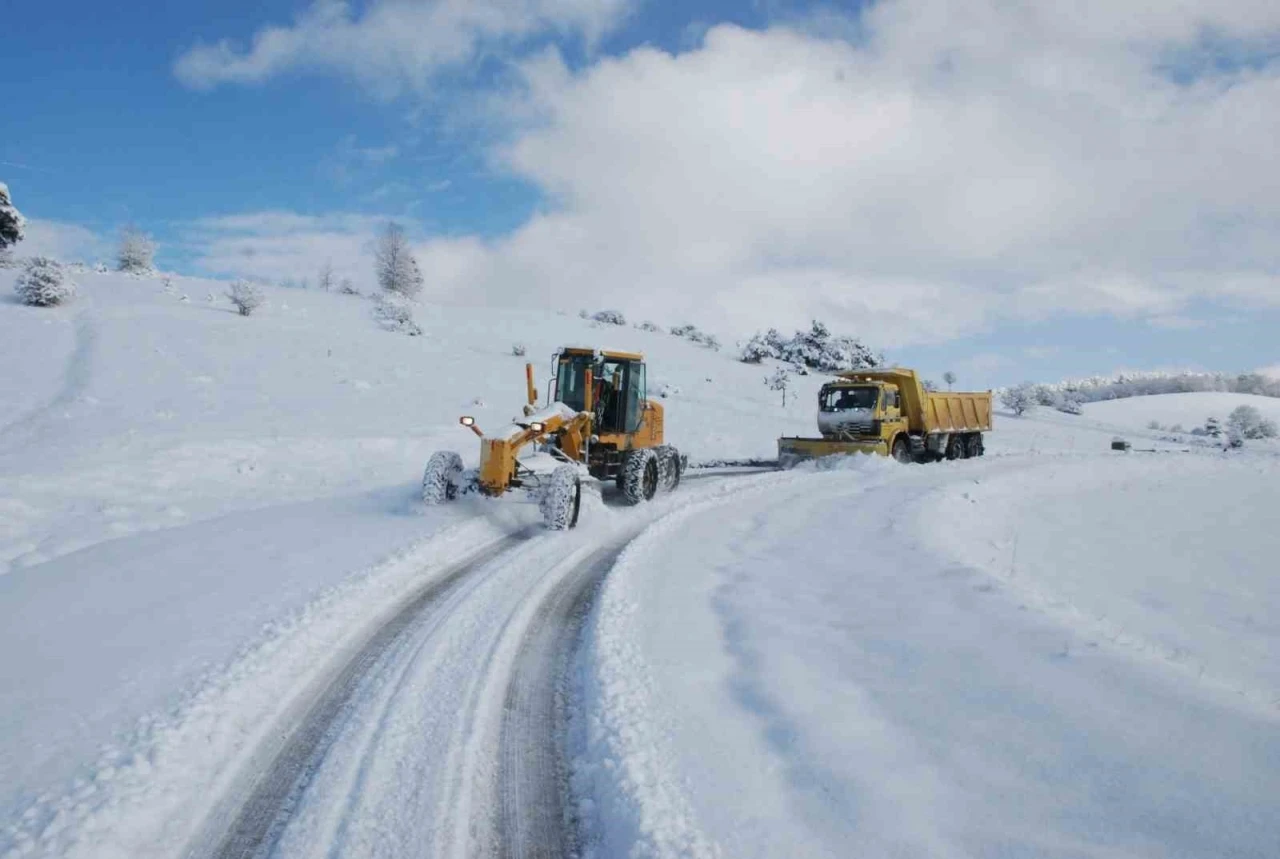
xmin=943 ymin=371 xmax=957 ymax=390
xmin=318 ymin=260 xmax=335 ymax=292
xmin=227 ymin=280 xmax=265 ymax=316
xmin=1001 ymin=383 xmax=1035 ymax=416
xmin=374 ymin=222 xmax=423 ymax=300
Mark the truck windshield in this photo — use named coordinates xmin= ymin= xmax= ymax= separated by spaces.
xmin=821 ymin=386 xmax=878 ymax=412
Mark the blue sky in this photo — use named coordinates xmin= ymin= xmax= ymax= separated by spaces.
xmin=3 ymin=0 xmax=1278 ymax=387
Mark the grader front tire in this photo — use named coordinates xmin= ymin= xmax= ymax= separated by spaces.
xmin=540 ymin=465 xmax=582 ymax=530
xmin=423 ymin=451 xmax=464 ymax=504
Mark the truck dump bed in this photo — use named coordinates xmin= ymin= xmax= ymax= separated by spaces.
xmin=924 ymin=391 xmax=992 ymax=434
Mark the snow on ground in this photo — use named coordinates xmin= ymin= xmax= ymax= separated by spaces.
xmin=4 ymin=266 xmax=1280 ymax=857
xmin=576 ymin=449 xmax=1280 ymax=858
xmin=0 ymin=268 xmax=817 ymax=847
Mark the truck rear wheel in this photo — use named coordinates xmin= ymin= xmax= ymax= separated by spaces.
xmin=965 ymin=434 xmax=983 ymax=458
xmin=945 ymin=435 xmax=965 ymax=461
xmin=621 ymin=448 xmax=660 ymax=504
xmin=891 ymin=436 xmax=912 ymax=464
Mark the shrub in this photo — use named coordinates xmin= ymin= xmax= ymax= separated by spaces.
xmin=512 ymin=343 xmax=527 ymax=357
xmin=226 ymin=280 xmax=265 ymax=316
xmin=591 ymin=309 xmax=627 ymax=326
xmin=636 ymin=321 xmax=662 ymax=333
xmin=1227 ymin=405 xmax=1278 ymax=440
xmin=14 ymin=257 xmax=76 ymax=306
xmin=372 ymin=293 xmax=422 ymax=336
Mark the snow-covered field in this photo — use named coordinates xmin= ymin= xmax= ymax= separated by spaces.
xmin=1 ymin=269 xmax=1277 ymax=857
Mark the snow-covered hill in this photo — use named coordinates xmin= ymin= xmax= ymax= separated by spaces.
xmin=2 ymin=268 xmax=1277 ymax=858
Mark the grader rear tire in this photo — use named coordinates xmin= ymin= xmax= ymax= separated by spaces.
xmin=621 ymin=448 xmax=660 ymax=504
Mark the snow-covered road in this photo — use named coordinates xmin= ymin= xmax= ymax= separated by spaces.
xmin=575 ymin=454 xmax=1280 ymax=858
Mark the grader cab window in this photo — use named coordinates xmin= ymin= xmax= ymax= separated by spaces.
xmin=556 ymin=356 xmax=646 ymax=433
xmin=556 ymin=355 xmax=593 ymax=413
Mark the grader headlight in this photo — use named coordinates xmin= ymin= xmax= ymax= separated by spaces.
xmin=460 ymin=416 xmax=475 ymax=427
xmin=528 ymin=421 xmax=546 ymax=433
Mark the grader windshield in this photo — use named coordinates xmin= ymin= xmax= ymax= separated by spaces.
xmin=556 ymin=353 xmax=647 ymax=433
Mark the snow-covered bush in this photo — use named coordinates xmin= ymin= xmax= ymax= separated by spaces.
xmin=659 ymin=383 xmax=682 ymax=398
xmin=739 ymin=331 xmax=777 ymax=363
xmin=591 ymin=309 xmax=627 ymax=326
xmin=226 ymin=280 xmax=264 ymax=316
xmin=14 ymin=257 xmax=76 ymax=306
xmin=1056 ymin=394 xmax=1083 ymax=415
xmin=337 ymin=278 xmax=359 ymax=295
xmin=374 ymin=222 xmax=423 ymax=300
xmin=372 ymin=293 xmax=422 ymax=336
xmin=578 ymin=309 xmax=590 ymax=319
xmin=636 ymin=320 xmax=662 ymax=333
xmin=512 ymin=343 xmax=527 ymax=357
xmin=0 ymin=182 xmax=26 ymax=256
xmin=1227 ymin=405 xmax=1278 ymax=440
xmin=923 ymin=379 xmax=938 ymax=392
xmin=117 ymin=226 xmax=156 ymax=273
xmin=1204 ymin=417 xmax=1223 ymax=438
xmin=1001 ymin=383 xmax=1035 ymax=416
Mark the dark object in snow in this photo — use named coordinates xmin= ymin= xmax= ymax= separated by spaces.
xmin=1111 ymin=438 xmax=1132 ymax=451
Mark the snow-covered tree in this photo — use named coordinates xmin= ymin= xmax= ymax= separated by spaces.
xmin=317 ymin=260 xmax=335 ymax=292
xmin=636 ymin=320 xmax=662 ymax=332
xmin=117 ymin=225 xmax=156 ymax=273
xmin=1204 ymin=416 xmax=1223 ymax=438
xmin=1227 ymin=405 xmax=1278 ymax=440
xmin=1001 ymin=383 xmax=1035 ymax=416
xmin=922 ymin=379 xmax=938 ymax=392
xmin=512 ymin=343 xmax=527 ymax=357
xmin=738 ymin=322 xmax=879 ymax=372
xmin=943 ymin=371 xmax=957 ymax=390
xmin=337 ymin=278 xmax=359 ymax=295
xmin=14 ymin=257 xmax=76 ymax=306
xmin=226 ymin=280 xmax=264 ymax=316
xmin=374 ymin=222 xmax=423 ymax=300
xmin=1 ymin=182 xmax=27 ymax=261
xmin=766 ymin=367 xmax=792 ymax=406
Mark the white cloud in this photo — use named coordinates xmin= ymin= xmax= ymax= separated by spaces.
xmin=18 ymin=220 xmax=110 ymax=264
xmin=185 ymin=211 xmax=392 ymax=288
xmin=179 ymin=1 xmax=1280 ymax=350
xmin=1259 ymin=365 xmax=1280 ymax=380
xmin=397 ymin=6 xmax=1280 ymax=346
xmin=174 ymin=0 xmax=635 ymax=94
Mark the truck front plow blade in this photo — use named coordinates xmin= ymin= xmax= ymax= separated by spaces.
xmin=777 ymin=436 xmax=887 ymax=467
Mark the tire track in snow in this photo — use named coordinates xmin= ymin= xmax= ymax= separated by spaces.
xmin=0 ymin=310 xmax=96 ymax=450
xmin=496 ymin=537 xmax=632 ymax=859
xmin=199 ymin=531 xmax=532 ymax=859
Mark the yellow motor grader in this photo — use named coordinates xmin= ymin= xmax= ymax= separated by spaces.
xmin=422 ymin=347 xmax=685 ymax=530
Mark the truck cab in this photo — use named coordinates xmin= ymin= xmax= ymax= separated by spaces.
xmin=817 ymin=381 xmax=904 ymax=439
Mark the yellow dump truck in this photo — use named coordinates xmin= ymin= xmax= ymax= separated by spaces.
xmin=778 ymin=368 xmax=992 ymax=465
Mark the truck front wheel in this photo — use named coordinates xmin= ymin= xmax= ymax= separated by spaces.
xmin=891 ymin=437 xmax=912 ymax=464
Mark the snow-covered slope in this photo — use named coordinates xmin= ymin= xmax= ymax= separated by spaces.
xmin=1082 ymin=390 xmax=1280 ymax=433
xmin=2 ymin=268 xmax=1278 ymax=857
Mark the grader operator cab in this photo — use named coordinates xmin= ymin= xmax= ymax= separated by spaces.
xmin=422 ymin=347 xmax=684 ymax=530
